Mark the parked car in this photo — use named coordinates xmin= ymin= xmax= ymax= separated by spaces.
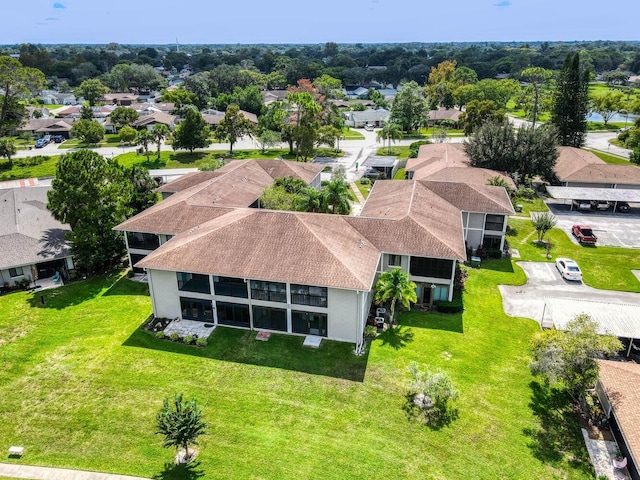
xmin=591 ymin=200 xmax=610 ymax=211
xmin=364 ymin=124 xmax=374 ymax=131
xmin=572 ymin=199 xmax=591 ymax=211
xmin=363 ymin=168 xmax=382 ymax=179
xmin=34 ymin=135 xmax=50 ymax=148
xmin=616 ymin=201 xmax=631 ymax=213
xmin=571 ymin=225 xmax=597 ymax=244
xmin=52 ymin=135 xmax=64 ymax=143
xmin=555 ymin=258 xmax=583 ymax=281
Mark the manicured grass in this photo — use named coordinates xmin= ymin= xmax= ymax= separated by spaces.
xmin=587 ymin=149 xmax=631 ymax=165
xmin=512 ymin=195 xmax=548 ymax=216
xmin=586 ymin=121 xmax=626 ymax=132
xmin=418 ymin=127 xmax=465 ymax=137
xmin=341 ymin=127 xmax=365 ymax=140
xmin=354 ymin=179 xmax=371 ymax=198
xmin=0 ymin=155 xmax=60 ymax=181
xmin=394 ymin=167 xmax=406 ymax=180
xmin=42 ymin=104 xmax=65 ymax=110
xmin=376 ymin=146 xmax=410 ymax=158
xmin=58 ymin=134 xmax=124 ymax=149
xmin=0 ymin=267 xmax=593 ymax=479
xmin=508 ymin=217 xmax=640 ymax=292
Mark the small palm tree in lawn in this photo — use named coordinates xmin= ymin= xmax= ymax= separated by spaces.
xmin=156 ymin=392 xmax=208 ymax=463
xmin=136 ymin=129 xmax=153 ymax=161
xmin=374 ymin=267 xmax=417 ymax=326
xmin=151 ymin=123 xmax=171 ymax=159
xmin=376 ymin=122 xmax=403 ymax=154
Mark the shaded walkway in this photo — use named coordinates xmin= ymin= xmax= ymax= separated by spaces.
xmin=0 ymin=463 xmax=150 ymax=480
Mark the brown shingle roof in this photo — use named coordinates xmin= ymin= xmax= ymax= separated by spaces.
xmin=555 ymin=147 xmax=640 ymax=185
xmin=598 ymin=360 xmax=640 ymax=466
xmin=131 ymin=112 xmax=175 ymax=128
xmin=406 ymin=143 xmax=515 ymax=189
xmin=137 ymin=209 xmax=381 ymax=290
xmin=156 ymin=171 xmax=225 ymax=193
xmin=428 ymin=107 xmax=463 ymax=122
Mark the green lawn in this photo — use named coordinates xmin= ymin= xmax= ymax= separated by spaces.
xmin=0 ymin=155 xmax=60 ymax=181
xmin=587 ymin=149 xmax=631 ymax=165
xmin=58 ymin=134 xmax=124 ymax=149
xmin=354 ymin=179 xmax=371 ymax=199
xmin=0 ymin=267 xmax=593 ymax=479
xmin=508 ymin=217 xmax=640 ymax=292
xmin=376 ymin=146 xmax=410 ymax=158
xmin=512 ymin=195 xmax=548 ymax=216
xmin=341 ymin=127 xmax=365 ymax=140
xmin=394 ymin=167 xmax=406 ymax=180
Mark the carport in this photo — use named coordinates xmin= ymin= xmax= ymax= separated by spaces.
xmin=546 ymin=186 xmax=640 ymax=211
xmin=362 ymin=155 xmax=396 ymax=179
xmin=542 ymin=298 xmax=640 ymax=357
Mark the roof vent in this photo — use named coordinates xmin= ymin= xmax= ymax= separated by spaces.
xmin=359 ymin=239 xmax=365 ymax=249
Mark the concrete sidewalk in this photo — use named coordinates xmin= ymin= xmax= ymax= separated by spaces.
xmin=0 ymin=463 xmax=150 ymax=480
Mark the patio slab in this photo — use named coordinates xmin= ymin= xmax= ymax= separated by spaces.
xmin=303 ymin=335 xmax=322 ymax=348
xmin=581 ymin=428 xmax=629 ymax=479
xmin=164 ymin=319 xmax=215 ymax=339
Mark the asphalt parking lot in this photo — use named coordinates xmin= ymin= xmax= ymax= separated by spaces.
xmin=499 ymin=262 xmax=640 ymax=326
xmin=546 ymin=201 xmax=640 ymax=248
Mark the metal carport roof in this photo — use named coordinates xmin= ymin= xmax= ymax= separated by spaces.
xmin=546 ymin=186 xmax=640 ymax=202
xmin=543 ymin=298 xmax=640 ymax=354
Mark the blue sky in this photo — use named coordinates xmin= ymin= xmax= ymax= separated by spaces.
xmin=3 ymin=0 xmax=639 ymax=44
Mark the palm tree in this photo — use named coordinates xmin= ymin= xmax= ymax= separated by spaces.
xmin=151 ymin=123 xmax=171 ymax=160
xmin=322 ymin=179 xmax=353 ymax=215
xmin=374 ymin=267 xmax=417 ymax=325
xmin=376 ymin=122 xmax=403 ymax=154
xmin=136 ymin=129 xmax=153 ymax=162
xmin=296 ymin=187 xmax=323 ymax=213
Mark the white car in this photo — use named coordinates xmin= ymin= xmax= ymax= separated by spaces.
xmin=555 ymin=258 xmax=583 ymax=281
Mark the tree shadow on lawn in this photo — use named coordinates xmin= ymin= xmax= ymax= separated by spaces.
xmin=400 ymin=312 xmax=463 ymax=334
xmin=376 ymin=325 xmax=415 ymax=350
xmin=123 ymin=326 xmax=369 ymax=382
xmin=26 ymin=271 xmax=129 ymax=310
xmin=154 ymin=460 xmax=205 ymax=480
xmin=523 ymin=381 xmax=592 ymax=473
xmin=402 ymin=392 xmax=460 ymax=431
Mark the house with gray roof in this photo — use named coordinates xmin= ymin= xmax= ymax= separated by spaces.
xmin=0 ymin=185 xmax=74 ymax=288
xmin=114 ymin=159 xmax=513 ymax=350
xmin=343 ymin=108 xmax=390 ymax=128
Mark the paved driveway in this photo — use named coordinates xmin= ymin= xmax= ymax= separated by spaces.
xmin=499 ymin=262 xmax=640 ymax=326
xmin=546 ymin=201 xmax=640 ymax=248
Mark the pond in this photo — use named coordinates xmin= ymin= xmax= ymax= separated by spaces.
xmin=587 ymin=111 xmax=640 ymax=124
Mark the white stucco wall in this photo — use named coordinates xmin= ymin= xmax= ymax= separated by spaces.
xmin=147 ymin=269 xmax=183 ymax=320
xmin=326 ymin=288 xmax=361 ymax=343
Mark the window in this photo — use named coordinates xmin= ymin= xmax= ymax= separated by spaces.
xmin=177 ymin=272 xmax=211 ymax=294
xmin=409 ymin=257 xmax=454 ymax=279
xmin=216 ymin=302 xmax=250 ymax=327
xmin=482 ymin=236 xmax=502 ymax=250
xmin=388 ymin=254 xmax=401 ymax=267
xmin=9 ymin=267 xmax=23 ymax=277
xmin=180 ymin=297 xmax=213 ymax=321
xmin=250 ymin=280 xmax=287 ymax=303
xmin=126 ymin=232 xmax=160 ymax=250
xmin=292 ymin=311 xmax=327 ymax=337
xmin=290 ymin=284 xmax=328 ymax=308
xmin=130 ymin=254 xmax=147 ymax=274
xmin=252 ymin=306 xmax=287 ymax=332
xmin=433 ymin=285 xmax=449 ymax=302
xmin=213 ymin=276 xmax=248 ymax=298
xmin=484 ymin=214 xmax=505 ymax=232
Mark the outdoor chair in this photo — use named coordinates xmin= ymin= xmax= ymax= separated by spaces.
xmin=52 ymin=271 xmax=60 ymax=283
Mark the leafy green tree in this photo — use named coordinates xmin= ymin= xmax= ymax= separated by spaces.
xmin=102 ymin=63 xmax=167 ymax=92
xmin=376 ymin=122 xmax=403 ymax=154
xmin=71 ymin=119 xmax=105 ymax=144
xmin=531 ymin=211 xmax=557 ymax=243
xmin=390 ymin=81 xmax=428 ymax=132
xmin=520 ymin=67 xmax=553 ymax=127
xmin=136 ymin=129 xmax=153 ymax=161
xmin=74 ymin=78 xmax=109 ymax=106
xmin=464 ymin=122 xmax=558 ymax=181
xmin=215 ymin=103 xmax=254 ymax=154
xmin=408 ymin=362 xmax=459 ymax=426
xmin=287 ymin=91 xmax=322 ymax=161
xmin=296 ymin=187 xmax=324 ymax=213
xmin=255 ymin=129 xmax=281 ymax=153
xmin=530 ymin=314 xmax=622 ymax=403
xmin=590 ymin=90 xmax=624 ymax=127
xmin=0 ymin=137 xmax=17 ymax=168
xmin=0 ymin=56 xmax=46 ymax=135
xmin=127 ymin=165 xmax=159 ymax=213
xmin=459 ymin=100 xmax=506 ymax=136
xmin=315 ymin=125 xmax=341 ymax=150
xmin=259 ymin=185 xmax=300 ymax=211
xmin=151 ymin=123 xmax=171 ymax=159
xmin=551 ymin=53 xmax=590 ymax=147
xmin=313 ymin=74 xmax=342 ymax=98
xmin=156 ymin=393 xmax=208 ymax=463
xmin=322 ymin=178 xmax=353 ymax=215
xmin=172 ymin=105 xmax=210 ymax=153
xmin=630 ymin=146 xmax=640 ymax=165
xmin=118 ymin=125 xmax=137 ymax=145
xmin=161 ymin=88 xmax=197 ymax=112
xmin=374 ymin=267 xmax=418 ymax=325
xmin=47 ymin=150 xmax=131 ymax=274
xmin=110 ymin=106 xmax=139 ymax=131
xmin=80 ymin=104 xmax=94 ymax=121
xmin=602 ymin=70 xmax=629 ymax=86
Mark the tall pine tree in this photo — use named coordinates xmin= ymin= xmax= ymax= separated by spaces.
xmin=550 ymin=53 xmax=590 ymax=147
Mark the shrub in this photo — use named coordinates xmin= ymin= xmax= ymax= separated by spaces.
xmin=183 ymin=335 xmax=194 ymax=344
xmin=196 ymin=337 xmax=208 ymax=347
xmin=454 ymin=265 xmax=468 ymax=293
xmin=13 ymin=155 xmax=47 ymax=167
xmin=364 ymin=325 xmax=378 ymax=339
xmin=408 ymin=140 xmax=430 ymax=158
xmin=486 ymin=248 xmax=503 ymax=259
xmin=127 ymin=270 xmax=135 ymax=278
xmin=516 ymin=186 xmax=536 ymax=199
xmin=359 ymin=177 xmax=370 ymax=185
xmin=155 ymin=331 xmax=165 ymax=339
xmin=169 ymin=333 xmax=180 ymax=342
xmin=434 ymin=292 xmax=464 ymax=313
xmin=407 ymin=362 xmax=459 ymax=427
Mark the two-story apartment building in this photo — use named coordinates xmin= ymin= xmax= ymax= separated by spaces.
xmin=115 ymin=160 xmax=514 ymax=350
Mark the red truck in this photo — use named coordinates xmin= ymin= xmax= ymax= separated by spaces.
xmin=572 ymin=225 xmax=597 ymax=245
